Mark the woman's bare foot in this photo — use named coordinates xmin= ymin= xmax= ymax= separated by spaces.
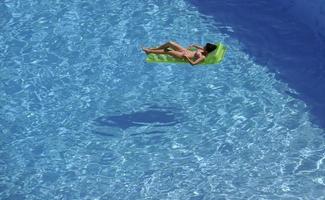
xmin=142 ymin=47 xmax=150 ymax=54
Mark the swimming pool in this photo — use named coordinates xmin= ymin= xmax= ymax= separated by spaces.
xmin=1 ymin=0 xmax=324 ymax=199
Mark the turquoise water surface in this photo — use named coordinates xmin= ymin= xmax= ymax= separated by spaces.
xmin=1 ymin=0 xmax=325 ymax=199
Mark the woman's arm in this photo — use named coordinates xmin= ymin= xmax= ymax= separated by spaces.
xmin=187 ymin=44 xmax=204 ymax=50
xmin=184 ymin=55 xmax=205 ymax=66
xmin=192 ymin=44 xmax=204 ymax=50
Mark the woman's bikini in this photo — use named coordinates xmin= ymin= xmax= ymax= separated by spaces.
xmin=180 ymin=49 xmax=202 ymax=60
xmin=194 ymin=50 xmax=201 ymax=59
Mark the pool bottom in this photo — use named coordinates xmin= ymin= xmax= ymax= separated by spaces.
xmin=0 ymin=0 xmax=325 ymax=199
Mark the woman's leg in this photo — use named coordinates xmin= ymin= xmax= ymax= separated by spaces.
xmin=143 ymin=48 xmax=184 ymax=59
xmin=166 ymin=50 xmax=185 ymax=59
xmin=150 ymin=41 xmax=185 ymax=51
xmin=143 ymin=49 xmax=167 ymax=54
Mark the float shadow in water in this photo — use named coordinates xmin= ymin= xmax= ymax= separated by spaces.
xmin=94 ymin=106 xmax=181 ymax=130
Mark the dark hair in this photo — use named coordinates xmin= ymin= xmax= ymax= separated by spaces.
xmin=204 ymin=43 xmax=217 ymax=54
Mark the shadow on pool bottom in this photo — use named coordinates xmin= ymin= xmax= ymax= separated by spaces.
xmin=92 ymin=105 xmax=182 ymax=137
xmin=188 ymin=0 xmax=325 ymax=129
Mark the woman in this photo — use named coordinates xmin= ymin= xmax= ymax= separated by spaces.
xmin=142 ymin=41 xmax=217 ymax=65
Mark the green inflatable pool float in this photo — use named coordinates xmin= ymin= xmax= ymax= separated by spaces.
xmin=145 ymin=43 xmax=226 ymax=65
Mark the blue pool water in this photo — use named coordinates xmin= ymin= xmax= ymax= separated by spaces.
xmin=189 ymin=0 xmax=325 ymax=129
xmin=1 ymin=0 xmax=325 ymax=199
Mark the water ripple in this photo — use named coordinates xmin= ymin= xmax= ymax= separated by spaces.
xmin=0 ymin=0 xmax=324 ymax=199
